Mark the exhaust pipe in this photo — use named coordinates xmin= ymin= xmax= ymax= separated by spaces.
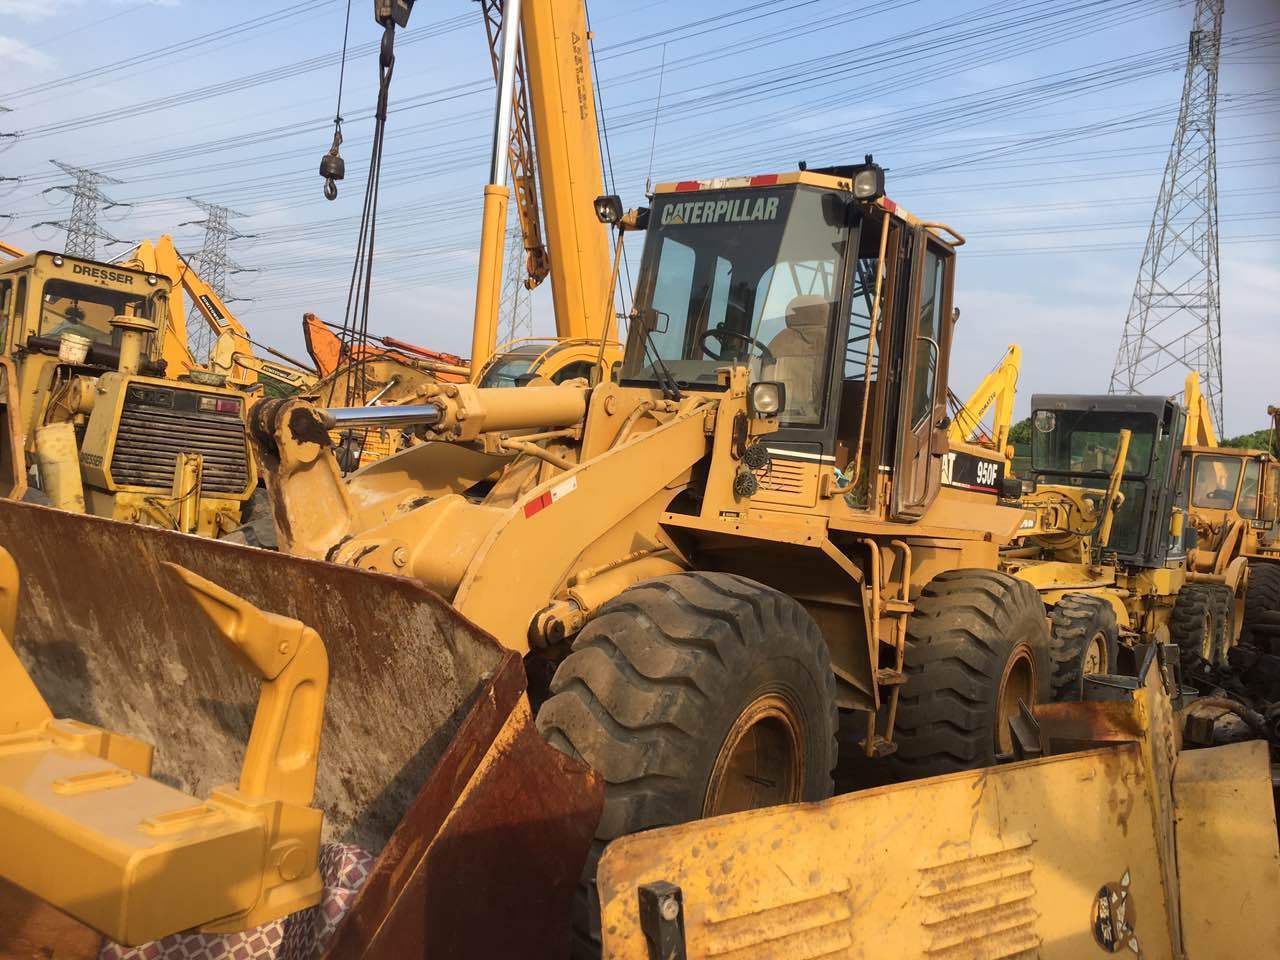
xmin=110 ymin=314 xmax=158 ymax=376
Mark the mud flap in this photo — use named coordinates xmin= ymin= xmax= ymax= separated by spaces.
xmin=0 ymin=499 xmax=602 ymax=957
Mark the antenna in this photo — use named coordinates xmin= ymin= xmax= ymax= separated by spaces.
xmin=644 ymin=43 xmax=669 ymax=195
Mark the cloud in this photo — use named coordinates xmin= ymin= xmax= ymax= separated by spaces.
xmin=0 ymin=0 xmax=176 ymax=21
xmin=0 ymin=34 xmax=52 ymax=70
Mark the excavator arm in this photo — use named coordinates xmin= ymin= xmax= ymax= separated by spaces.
xmin=948 ymin=343 xmax=1020 ymax=458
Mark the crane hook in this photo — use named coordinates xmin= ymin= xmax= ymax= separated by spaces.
xmin=319 ymin=119 xmax=345 ymax=202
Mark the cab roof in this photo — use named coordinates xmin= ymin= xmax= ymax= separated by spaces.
xmin=651 ymin=169 xmax=935 ymax=236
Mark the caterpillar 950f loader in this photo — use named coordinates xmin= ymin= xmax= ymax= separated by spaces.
xmin=0 ymin=159 xmax=1055 ymax=956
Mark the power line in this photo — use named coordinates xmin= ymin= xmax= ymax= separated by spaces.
xmin=32 ymin=161 xmax=130 ymax=259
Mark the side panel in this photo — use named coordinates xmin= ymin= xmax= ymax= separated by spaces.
xmin=598 ymin=745 xmax=1175 ymax=959
xmin=1174 ymin=740 xmax=1280 ymax=959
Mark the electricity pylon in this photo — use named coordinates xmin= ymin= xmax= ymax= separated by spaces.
xmin=1110 ymin=0 xmax=1225 ymax=432
xmin=182 ymin=197 xmax=254 ymax=363
xmin=34 ymin=161 xmax=130 ymax=260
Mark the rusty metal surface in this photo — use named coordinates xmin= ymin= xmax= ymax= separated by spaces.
xmin=325 ymin=653 xmax=603 ymax=960
xmin=598 ymin=744 xmax=1175 ymax=960
xmin=0 ymin=498 xmax=504 ymax=854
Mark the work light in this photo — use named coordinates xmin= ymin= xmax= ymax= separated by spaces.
xmin=593 ymin=194 xmax=623 ymax=224
xmin=749 ymin=381 xmax=785 ymax=418
xmin=851 ymin=156 xmax=885 ymax=201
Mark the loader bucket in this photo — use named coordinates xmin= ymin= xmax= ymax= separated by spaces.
xmin=0 ymin=498 xmax=602 ymax=957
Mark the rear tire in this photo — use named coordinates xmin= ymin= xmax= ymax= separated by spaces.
xmin=1243 ymin=563 xmax=1280 ymax=646
xmin=1171 ymin=584 xmax=1225 ymax=669
xmin=1048 ymin=594 xmax=1119 ymax=701
xmin=536 ymin=572 xmax=838 ymax=960
xmin=890 ymin=570 xmax=1049 ymax=780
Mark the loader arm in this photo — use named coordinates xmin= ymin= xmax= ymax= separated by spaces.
xmin=0 ymin=239 xmax=26 ymax=260
xmin=1183 ymin=371 xmax=1218 ymax=447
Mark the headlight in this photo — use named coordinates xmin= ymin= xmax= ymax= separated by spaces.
xmin=593 ymin=194 xmax=623 ymax=224
xmin=52 ymin=255 xmax=64 ymax=267
xmin=850 ymin=155 xmax=885 ymax=201
xmin=147 ymin=274 xmax=158 ymax=285
xmin=749 ymin=381 xmax=785 ymax=418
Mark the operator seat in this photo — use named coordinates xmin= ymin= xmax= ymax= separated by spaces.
xmin=764 ymin=294 xmax=831 ymax=422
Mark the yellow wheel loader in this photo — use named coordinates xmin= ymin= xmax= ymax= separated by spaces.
xmin=1180 ymin=375 xmax=1280 ymax=646
xmin=0 ymin=161 xmax=1056 ymax=955
xmin=0 ymin=249 xmax=257 ymax=537
xmin=241 ymin=161 xmax=1058 ymax=952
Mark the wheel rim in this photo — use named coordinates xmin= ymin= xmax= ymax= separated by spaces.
xmin=704 ymin=692 xmax=805 ymax=817
xmin=1082 ymin=630 xmax=1108 ymax=677
xmin=996 ymin=644 xmax=1037 ymax=756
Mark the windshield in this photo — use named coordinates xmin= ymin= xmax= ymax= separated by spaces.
xmin=1191 ymin=454 xmax=1244 ymax=510
xmin=622 ymin=184 xmax=850 ymax=426
xmin=40 ymin=279 xmax=152 ymax=346
xmin=479 ymin=352 xmax=538 ymax=389
xmin=1031 ymin=409 xmax=1157 ymax=477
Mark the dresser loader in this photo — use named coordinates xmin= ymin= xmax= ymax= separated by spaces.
xmin=0 ymin=249 xmax=257 ymax=537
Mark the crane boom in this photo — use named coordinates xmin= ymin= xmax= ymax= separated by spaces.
xmin=469 ymin=0 xmax=613 ymax=373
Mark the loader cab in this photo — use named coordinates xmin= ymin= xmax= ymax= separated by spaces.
xmin=1029 ymin=394 xmax=1187 ymax=568
xmin=1185 ymin=448 xmax=1277 ymax=524
xmin=0 ymin=252 xmax=169 ymax=366
xmin=621 ymin=165 xmax=960 ymax=521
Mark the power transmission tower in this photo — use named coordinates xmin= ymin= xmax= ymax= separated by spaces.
xmin=181 ymin=197 xmax=254 ymax=363
xmin=1110 ymin=0 xmax=1225 ymax=431
xmin=34 ymin=161 xmax=130 ymax=259
xmin=499 ymin=221 xmax=534 ymax=346
xmin=0 ymin=107 xmax=15 ymax=230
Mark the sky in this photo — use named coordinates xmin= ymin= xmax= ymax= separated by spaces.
xmin=0 ymin=0 xmax=1276 ymax=434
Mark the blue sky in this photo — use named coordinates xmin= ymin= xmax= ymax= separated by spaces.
xmin=1 ymin=0 xmax=1276 ymax=433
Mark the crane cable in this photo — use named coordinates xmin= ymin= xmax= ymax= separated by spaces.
xmin=321 ymin=0 xmax=354 ymax=201
xmin=330 ymin=13 xmax=402 ymax=473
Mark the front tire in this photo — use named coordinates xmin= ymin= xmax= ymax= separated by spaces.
xmin=536 ymin=572 xmax=838 ymax=959
xmin=890 ymin=569 xmax=1050 ymax=779
xmin=1048 ymin=594 xmax=1119 ymax=701
xmin=1243 ymin=563 xmax=1280 ymax=647
xmin=1171 ymin=584 xmax=1226 ymax=669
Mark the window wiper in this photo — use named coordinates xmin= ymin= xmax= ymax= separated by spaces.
xmin=643 ymin=328 xmax=682 ymax=401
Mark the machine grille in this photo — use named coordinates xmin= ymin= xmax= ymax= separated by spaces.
xmin=110 ymin=390 xmax=251 ymax=495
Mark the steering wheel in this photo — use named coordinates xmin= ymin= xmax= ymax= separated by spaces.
xmin=701 ymin=327 xmax=775 ymax=365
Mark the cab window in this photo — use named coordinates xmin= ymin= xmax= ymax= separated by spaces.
xmin=39 ymin=280 xmax=149 ymax=344
xmin=0 ymin=279 xmax=11 ymax=349
xmin=1191 ymin=455 xmax=1243 ymax=509
xmin=910 ymin=249 xmax=945 ymax=428
xmin=1239 ymin=459 xmax=1260 ymax=519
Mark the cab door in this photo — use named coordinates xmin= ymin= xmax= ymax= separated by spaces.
xmin=891 ymin=230 xmax=954 ymax=520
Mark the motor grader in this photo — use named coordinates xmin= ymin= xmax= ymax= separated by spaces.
xmin=1000 ymin=393 xmax=1241 ymax=704
xmin=0 ymin=249 xmax=257 ymax=537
